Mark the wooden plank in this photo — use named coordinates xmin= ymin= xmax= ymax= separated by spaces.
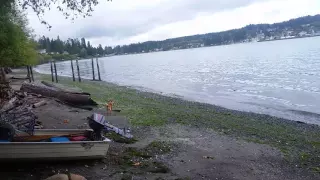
xmin=91 ymin=58 xmax=95 ymax=80
xmin=30 ymin=66 xmax=34 ymax=82
xmin=53 ymin=61 xmax=58 ymax=83
xmin=26 ymin=66 xmax=31 ymax=83
xmin=76 ymin=59 xmax=81 ymax=82
xmin=50 ymin=61 xmax=54 ymax=82
xmin=71 ymin=60 xmax=76 ymax=82
xmin=96 ymin=57 xmax=101 ymax=81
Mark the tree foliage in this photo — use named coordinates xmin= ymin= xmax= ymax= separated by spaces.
xmin=37 ymin=36 xmax=100 ymax=57
xmin=19 ymin=0 xmax=111 ymax=28
xmin=0 ymin=2 xmax=37 ymax=67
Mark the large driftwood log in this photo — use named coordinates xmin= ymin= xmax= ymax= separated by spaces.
xmin=41 ymin=81 xmax=91 ymax=95
xmin=20 ymin=83 xmax=97 ymax=106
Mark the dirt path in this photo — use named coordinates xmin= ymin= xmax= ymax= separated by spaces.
xmin=130 ymin=125 xmax=315 ymax=180
xmin=2 ymin=69 xmax=318 ymax=180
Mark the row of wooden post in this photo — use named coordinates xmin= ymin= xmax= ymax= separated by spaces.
xmin=91 ymin=58 xmax=101 ymax=81
xmin=26 ymin=65 xmax=34 ymax=82
xmin=50 ymin=58 xmax=101 ymax=83
xmin=50 ymin=61 xmax=58 ymax=83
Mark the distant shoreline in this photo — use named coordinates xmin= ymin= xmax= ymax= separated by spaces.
xmin=37 ymin=36 xmax=320 ymax=64
xmin=258 ymin=35 xmax=320 ymax=43
xmin=108 ymin=36 xmax=320 ymax=57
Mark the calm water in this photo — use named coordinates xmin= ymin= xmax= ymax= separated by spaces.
xmin=36 ymin=37 xmax=320 ymax=125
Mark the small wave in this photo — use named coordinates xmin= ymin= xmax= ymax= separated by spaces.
xmin=287 ymin=109 xmax=320 ymax=118
xmin=197 ymin=68 xmax=211 ymax=73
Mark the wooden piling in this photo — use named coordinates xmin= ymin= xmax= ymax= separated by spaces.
xmin=96 ymin=57 xmax=101 ymax=81
xmin=71 ymin=60 xmax=75 ymax=82
xmin=76 ymin=59 xmax=81 ymax=82
xmin=29 ymin=66 xmax=34 ymax=82
xmin=53 ymin=61 xmax=58 ymax=83
xmin=26 ymin=66 xmax=31 ymax=83
xmin=91 ymin=58 xmax=95 ymax=80
xmin=50 ymin=61 xmax=54 ymax=82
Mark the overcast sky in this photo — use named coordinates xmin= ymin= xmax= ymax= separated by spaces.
xmin=27 ymin=0 xmax=320 ymax=46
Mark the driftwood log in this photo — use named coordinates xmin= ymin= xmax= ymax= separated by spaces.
xmin=32 ymin=100 xmax=47 ymax=108
xmin=10 ymin=76 xmax=29 ymax=80
xmin=41 ymin=81 xmax=91 ymax=95
xmin=20 ymin=83 xmax=97 ymax=106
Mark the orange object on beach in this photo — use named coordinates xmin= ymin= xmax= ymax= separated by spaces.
xmin=105 ymin=100 xmax=114 ymax=112
xmin=63 ymin=119 xmax=69 ymax=124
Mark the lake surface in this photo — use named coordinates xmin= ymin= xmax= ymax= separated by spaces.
xmin=36 ymin=37 xmax=320 ymax=125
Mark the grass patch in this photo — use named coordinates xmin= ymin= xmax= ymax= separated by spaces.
xmin=311 ymin=167 xmax=320 ymax=173
xmin=39 ymin=75 xmax=320 ymax=171
xmin=124 ymin=147 xmax=152 ymax=159
xmin=107 ymin=143 xmax=171 ymax=175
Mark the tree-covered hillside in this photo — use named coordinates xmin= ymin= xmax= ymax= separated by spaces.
xmin=37 ymin=14 xmax=320 ymax=58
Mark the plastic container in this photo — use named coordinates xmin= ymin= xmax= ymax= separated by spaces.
xmin=50 ymin=137 xmax=70 ymax=142
xmin=69 ymin=136 xmax=86 ymax=141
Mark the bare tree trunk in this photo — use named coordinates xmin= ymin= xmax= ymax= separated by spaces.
xmin=0 ymin=67 xmax=14 ymax=108
xmin=0 ymin=67 xmax=6 ymax=83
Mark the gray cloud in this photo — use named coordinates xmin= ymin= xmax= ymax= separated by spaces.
xmin=28 ymin=0 xmax=318 ymax=45
xmin=75 ymin=0 xmax=267 ymax=39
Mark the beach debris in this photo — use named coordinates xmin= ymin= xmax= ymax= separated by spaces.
xmin=0 ymin=96 xmax=37 ymax=136
xmin=103 ymin=137 xmax=112 ymax=142
xmin=69 ymin=109 xmax=79 ymax=113
xmin=45 ymin=173 xmax=86 ymax=180
xmin=105 ymin=100 xmax=115 ymax=116
xmin=63 ymin=119 xmax=70 ymax=124
xmin=34 ymin=125 xmax=43 ymax=129
xmin=203 ymin=156 xmax=215 ymax=160
xmin=32 ymin=100 xmax=47 ymax=108
xmin=105 ymin=100 xmax=114 ymax=111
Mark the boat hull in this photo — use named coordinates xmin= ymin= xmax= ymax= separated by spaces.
xmin=0 ymin=129 xmax=109 ymax=161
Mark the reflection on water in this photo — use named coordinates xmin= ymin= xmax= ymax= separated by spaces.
xmin=36 ymin=37 xmax=320 ymax=125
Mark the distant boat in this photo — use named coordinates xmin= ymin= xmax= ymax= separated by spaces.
xmin=0 ymin=129 xmax=109 ymax=161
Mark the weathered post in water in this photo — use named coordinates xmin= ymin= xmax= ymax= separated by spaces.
xmin=70 ymin=60 xmax=75 ymax=82
xmin=26 ymin=66 xmax=31 ymax=83
xmin=76 ymin=59 xmax=81 ymax=82
xmin=91 ymin=58 xmax=95 ymax=80
xmin=29 ymin=66 xmax=34 ymax=82
xmin=96 ymin=57 xmax=101 ymax=81
xmin=50 ymin=61 xmax=54 ymax=82
xmin=53 ymin=61 xmax=58 ymax=83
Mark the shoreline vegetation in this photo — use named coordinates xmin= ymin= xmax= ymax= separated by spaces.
xmin=39 ymin=74 xmax=320 ymax=173
xmin=38 ymin=35 xmax=320 ymax=65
